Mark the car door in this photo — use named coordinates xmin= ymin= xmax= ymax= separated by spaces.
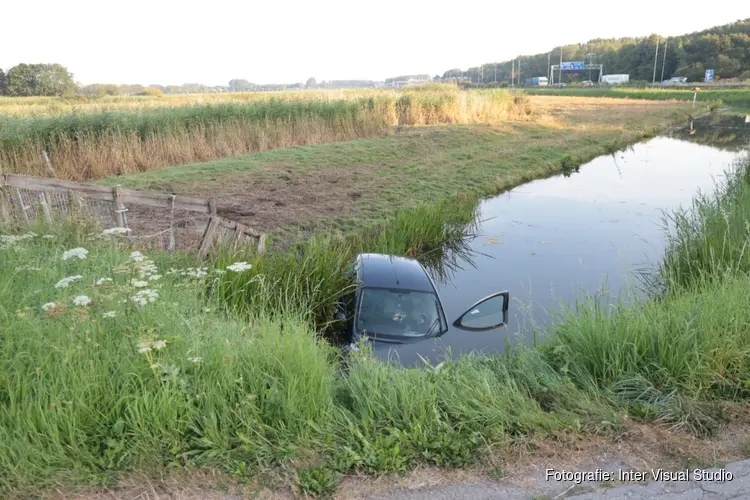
xmin=451 ymin=291 xmax=510 ymax=331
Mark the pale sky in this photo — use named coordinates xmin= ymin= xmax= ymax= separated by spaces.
xmin=1 ymin=1 xmax=746 ymax=86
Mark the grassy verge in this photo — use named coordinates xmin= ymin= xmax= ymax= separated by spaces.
xmin=524 ymin=87 xmax=750 ymax=112
xmin=0 ymin=89 xmax=529 ymax=181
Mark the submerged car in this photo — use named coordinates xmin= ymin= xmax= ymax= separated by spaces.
xmin=335 ymin=253 xmax=509 ymax=361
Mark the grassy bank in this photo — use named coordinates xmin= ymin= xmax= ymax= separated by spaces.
xmin=524 ymin=87 xmax=750 ymax=111
xmin=3 ymin=148 xmax=750 ymax=496
xmin=0 ymin=89 xmax=529 ymax=181
xmin=101 ymin=97 xmax=692 ymax=248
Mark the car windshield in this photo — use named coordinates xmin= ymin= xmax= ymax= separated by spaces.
xmin=356 ymin=287 xmax=444 ymax=340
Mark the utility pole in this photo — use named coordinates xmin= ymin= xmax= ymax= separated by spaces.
xmin=547 ymin=52 xmax=551 ymax=81
xmin=518 ymin=56 xmax=522 ymax=85
xmin=660 ymin=36 xmax=669 ymax=82
xmin=559 ymin=48 xmax=563 ymax=85
xmin=652 ymin=36 xmax=660 ymax=86
xmin=511 ymin=59 xmax=514 ymax=86
xmin=494 ymin=65 xmax=497 ymax=83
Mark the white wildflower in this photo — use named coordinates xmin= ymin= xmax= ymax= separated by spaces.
xmin=101 ymin=227 xmax=132 ymax=236
xmin=130 ymin=251 xmax=146 ymax=262
xmin=183 ymin=267 xmax=208 ymax=279
xmin=226 ymin=261 xmax=252 ymax=273
xmin=42 ymin=234 xmax=56 ymax=239
xmin=131 ymin=289 xmax=159 ymax=306
xmin=72 ymin=295 xmax=92 ymax=307
xmin=15 ymin=265 xmax=41 ymax=271
xmin=42 ymin=302 xmax=58 ymax=312
xmin=148 ymin=274 xmax=161 ymax=281
xmin=95 ymin=277 xmax=113 ymax=286
xmin=55 ymin=275 xmax=83 ymax=289
xmin=102 ymin=311 xmax=117 ymax=319
xmin=137 ymin=343 xmax=152 ymax=354
xmin=152 ymin=340 xmax=167 ymax=351
xmin=188 ymin=356 xmax=203 ymax=364
xmin=62 ymin=247 xmax=88 ymax=261
xmin=214 ymin=269 xmax=225 ymax=275
xmin=1 ymin=232 xmax=38 ymax=249
xmin=131 ymin=280 xmax=149 ymax=288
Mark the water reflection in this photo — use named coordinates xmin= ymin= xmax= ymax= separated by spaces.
xmin=430 ymin=122 xmax=749 ymax=351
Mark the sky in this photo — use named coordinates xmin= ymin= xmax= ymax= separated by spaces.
xmin=1 ymin=0 xmax=747 ymax=86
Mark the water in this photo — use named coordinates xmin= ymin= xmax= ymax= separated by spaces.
xmin=429 ymin=121 xmax=750 ymax=354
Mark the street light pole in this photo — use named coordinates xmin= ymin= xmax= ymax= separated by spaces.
xmin=660 ymin=37 xmax=669 ymax=82
xmin=652 ymin=36 xmax=660 ymax=85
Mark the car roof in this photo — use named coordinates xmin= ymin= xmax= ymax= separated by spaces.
xmin=356 ymin=253 xmax=436 ymax=293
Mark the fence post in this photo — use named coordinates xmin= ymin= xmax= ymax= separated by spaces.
xmin=208 ymin=198 xmax=216 ymax=216
xmin=112 ymin=185 xmax=125 ymax=227
xmin=39 ymin=192 xmax=52 ymax=224
xmin=15 ymin=188 xmax=30 ymax=225
xmin=199 ymin=216 xmax=220 ymax=259
xmin=0 ymin=189 xmax=9 ymax=224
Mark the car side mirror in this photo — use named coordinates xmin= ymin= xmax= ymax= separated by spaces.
xmin=453 ymin=291 xmax=509 ymax=331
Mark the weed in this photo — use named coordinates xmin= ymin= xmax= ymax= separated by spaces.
xmin=296 ymin=466 xmax=340 ymax=497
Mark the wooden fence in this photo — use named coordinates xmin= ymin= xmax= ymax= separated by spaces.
xmin=0 ymin=173 xmax=266 ymax=257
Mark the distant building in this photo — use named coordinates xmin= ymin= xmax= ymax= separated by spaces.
xmin=384 ymin=74 xmax=432 ymax=88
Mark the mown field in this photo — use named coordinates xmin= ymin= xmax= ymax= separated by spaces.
xmin=524 ymin=87 xmax=750 ymax=112
xmin=1 ymin=132 xmax=750 ymax=499
xmin=0 ymin=87 xmax=533 ymax=180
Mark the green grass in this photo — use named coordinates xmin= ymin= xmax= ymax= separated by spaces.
xmin=655 ymin=153 xmax=750 ymax=291
xmin=4 ymin=152 xmax=750 ymax=496
xmin=100 ymin=105 xmax=688 ymax=247
xmin=3 ymin=101 xmax=749 ymax=496
xmin=524 ymin=87 xmax=750 ymax=111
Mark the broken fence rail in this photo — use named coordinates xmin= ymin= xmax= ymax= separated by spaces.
xmin=0 ymin=173 xmax=266 ymax=257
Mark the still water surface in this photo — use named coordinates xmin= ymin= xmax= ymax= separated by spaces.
xmin=431 ymin=129 xmax=749 ymax=353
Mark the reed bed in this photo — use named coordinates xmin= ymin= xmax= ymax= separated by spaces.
xmin=1 ymin=89 xmax=529 ymax=181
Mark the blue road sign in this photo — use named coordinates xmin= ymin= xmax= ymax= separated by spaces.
xmin=561 ymin=61 xmax=585 ymax=71
xmin=704 ymin=69 xmax=714 ymax=82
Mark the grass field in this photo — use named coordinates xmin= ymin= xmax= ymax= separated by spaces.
xmin=2 ymin=147 xmax=750 ymax=499
xmin=99 ymin=96 xmax=693 ymax=247
xmin=0 ymin=88 xmax=532 ymax=181
xmin=524 ymin=87 xmax=750 ymax=112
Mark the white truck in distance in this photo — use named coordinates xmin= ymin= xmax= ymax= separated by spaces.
xmin=601 ymin=74 xmax=630 ymax=85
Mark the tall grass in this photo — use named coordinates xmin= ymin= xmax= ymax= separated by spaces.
xmin=4 ymin=146 xmax=750 ymax=495
xmin=0 ymin=89 xmax=530 ymax=181
xmin=656 ymin=153 xmax=750 ymax=292
xmin=211 ymin=196 xmax=481 ymax=341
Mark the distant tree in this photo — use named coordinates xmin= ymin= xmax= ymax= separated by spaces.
xmin=0 ymin=68 xmax=6 ymax=95
xmin=6 ymin=64 xmax=37 ymax=96
xmin=228 ymin=79 xmax=255 ymax=91
xmin=6 ymin=63 xmax=75 ymax=96
xmin=443 ymin=18 xmax=750 ymax=84
xmin=139 ymin=87 xmax=163 ymax=97
xmin=119 ymin=84 xmax=145 ymax=95
xmin=305 ymin=77 xmax=317 ymax=89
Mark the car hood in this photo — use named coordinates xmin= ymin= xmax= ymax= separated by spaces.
xmin=367 ymin=327 xmax=515 ymax=367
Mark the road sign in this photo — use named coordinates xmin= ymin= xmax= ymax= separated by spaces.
xmin=560 ymin=61 xmax=585 ymax=71
xmin=704 ymin=69 xmax=714 ymax=83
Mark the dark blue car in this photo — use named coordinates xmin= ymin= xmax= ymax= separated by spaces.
xmin=336 ymin=253 xmax=510 ymax=366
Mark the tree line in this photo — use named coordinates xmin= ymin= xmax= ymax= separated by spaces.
xmin=443 ymin=18 xmax=750 ymax=84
